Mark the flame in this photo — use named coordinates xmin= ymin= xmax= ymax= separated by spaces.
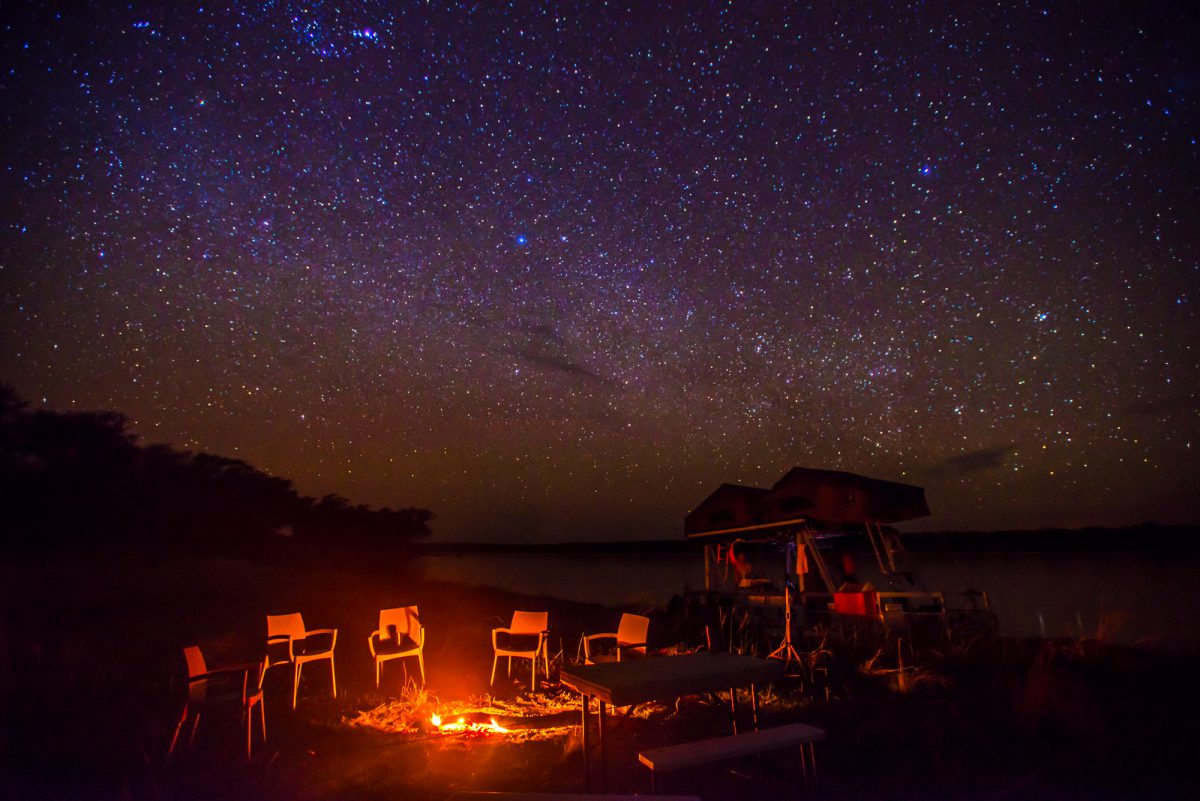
xmin=430 ymin=713 xmax=509 ymax=734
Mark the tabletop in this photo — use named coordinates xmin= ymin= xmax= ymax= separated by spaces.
xmin=559 ymin=652 xmax=784 ymax=707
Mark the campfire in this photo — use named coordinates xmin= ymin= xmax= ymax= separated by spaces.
xmin=345 ymin=688 xmax=580 ymax=743
xmin=430 ymin=713 xmax=510 ymax=735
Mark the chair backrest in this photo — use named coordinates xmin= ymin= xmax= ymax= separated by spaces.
xmin=183 ymin=645 xmax=208 ymax=678
xmin=182 ymin=645 xmax=213 ymax=702
xmin=509 ymin=610 xmax=548 ymax=635
xmin=267 ymin=612 xmax=306 ymax=640
xmin=379 ymin=606 xmax=421 ymax=639
xmin=617 ymin=613 xmax=650 ymax=645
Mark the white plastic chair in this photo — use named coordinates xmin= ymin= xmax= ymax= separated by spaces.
xmin=265 ymin=612 xmax=337 ymax=708
xmin=169 ymin=646 xmax=266 ymax=759
xmin=490 ymin=610 xmax=549 ymax=688
xmin=583 ymin=612 xmax=650 ymax=664
xmin=368 ymin=605 xmax=425 ymax=688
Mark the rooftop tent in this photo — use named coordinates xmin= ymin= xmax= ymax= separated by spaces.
xmin=761 ymin=467 xmax=930 ymax=526
xmin=685 ymin=468 xmax=930 ymax=592
xmin=684 ymin=483 xmax=771 ymax=539
xmin=684 ymin=469 xmax=929 ymax=541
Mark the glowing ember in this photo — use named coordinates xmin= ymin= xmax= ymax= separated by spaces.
xmin=430 ymin=713 xmax=510 ymax=734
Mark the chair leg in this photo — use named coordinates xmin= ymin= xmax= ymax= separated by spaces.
xmin=329 ymin=656 xmax=337 ymax=699
xmin=245 ymin=699 xmax=265 ymax=759
xmin=490 ymin=653 xmax=499 ymax=685
xmin=293 ymin=664 xmax=301 ymax=709
xmin=168 ymin=707 xmax=189 ymax=756
xmin=188 ymin=711 xmax=202 ymax=747
xmin=375 ymin=658 xmax=381 ymax=689
xmin=417 ymin=652 xmax=425 ymax=686
xmin=531 ymin=655 xmax=537 ymax=689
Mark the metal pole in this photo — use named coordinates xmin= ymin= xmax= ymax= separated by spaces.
xmin=598 ymin=700 xmax=607 ymax=792
xmin=580 ymin=693 xmax=591 ymax=790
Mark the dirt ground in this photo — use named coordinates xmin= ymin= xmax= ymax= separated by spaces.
xmin=1 ymin=548 xmax=1196 ymax=800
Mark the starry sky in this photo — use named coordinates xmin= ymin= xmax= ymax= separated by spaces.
xmin=2 ymin=1 xmax=1197 ymax=543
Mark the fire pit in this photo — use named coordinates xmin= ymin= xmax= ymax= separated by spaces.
xmin=346 ymin=689 xmax=581 ymax=743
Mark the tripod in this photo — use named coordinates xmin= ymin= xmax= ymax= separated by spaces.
xmin=767 ymin=582 xmax=804 ymax=673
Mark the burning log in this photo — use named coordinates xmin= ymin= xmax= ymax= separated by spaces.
xmin=430 ymin=713 xmax=511 ymax=735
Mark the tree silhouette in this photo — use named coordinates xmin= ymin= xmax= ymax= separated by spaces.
xmin=0 ymin=386 xmax=432 ymax=556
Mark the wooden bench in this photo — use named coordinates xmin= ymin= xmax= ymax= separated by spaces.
xmin=638 ymin=722 xmax=826 ymax=791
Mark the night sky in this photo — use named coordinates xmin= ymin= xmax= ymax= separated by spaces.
xmin=2 ymin=2 xmax=1196 ymax=542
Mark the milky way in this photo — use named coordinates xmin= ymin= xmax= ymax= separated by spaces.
xmin=2 ymin=2 xmax=1196 ymax=541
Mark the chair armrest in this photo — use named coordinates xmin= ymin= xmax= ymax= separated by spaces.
xmin=304 ymin=627 xmax=338 ymax=649
xmin=191 ymin=666 xmax=250 ymax=682
xmin=583 ymin=632 xmax=617 ymax=659
xmin=492 ymin=627 xmax=545 ymax=647
xmin=368 ymin=629 xmax=382 ymax=656
xmin=266 ymin=633 xmax=292 ymax=656
xmin=189 ymin=662 xmax=254 ymax=688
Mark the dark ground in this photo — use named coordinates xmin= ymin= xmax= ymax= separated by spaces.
xmin=1 ymin=547 xmax=1196 ymax=801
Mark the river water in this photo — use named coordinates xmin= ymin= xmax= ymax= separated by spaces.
xmin=413 ymin=547 xmax=1200 ymax=651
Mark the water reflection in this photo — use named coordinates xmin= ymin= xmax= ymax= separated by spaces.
xmin=413 ymin=548 xmax=1200 ymax=650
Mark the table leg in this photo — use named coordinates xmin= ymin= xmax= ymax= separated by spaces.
xmin=581 ymin=693 xmax=591 ymax=790
xmin=749 ymin=682 xmax=760 ymax=730
xmin=728 ymin=686 xmax=740 ymax=734
xmin=598 ymin=700 xmax=608 ymax=793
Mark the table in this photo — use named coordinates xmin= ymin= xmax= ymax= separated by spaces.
xmin=559 ymin=653 xmax=784 ymax=791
